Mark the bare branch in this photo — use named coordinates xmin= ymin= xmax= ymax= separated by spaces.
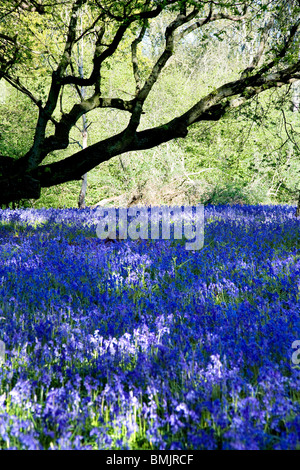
xmin=182 ymin=62 xmax=300 ymax=127
xmin=0 ymin=33 xmax=17 ymax=44
xmin=74 ymin=12 xmax=105 ymax=44
xmin=0 ymin=2 xmax=21 ymax=21
xmin=131 ymin=19 xmax=148 ymax=95
xmin=94 ymin=0 xmax=164 ymax=21
xmin=23 ymin=0 xmax=88 ymax=172
xmin=56 ymin=0 xmax=88 ymax=76
xmin=3 ymin=74 xmax=43 ymax=109
xmin=60 ymin=19 xmax=129 ymax=86
xmin=137 ymin=8 xmax=200 ymax=103
xmin=60 ymin=4 xmax=164 ymax=87
xmin=92 ymin=24 xmax=106 ymax=95
xmin=177 ymin=5 xmax=212 ymax=39
xmin=0 ymin=33 xmax=19 ymax=79
xmin=33 ymin=93 xmax=135 ymax=159
xmin=177 ymin=3 xmax=248 ymax=41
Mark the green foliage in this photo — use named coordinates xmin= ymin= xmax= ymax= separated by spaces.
xmin=0 ymin=0 xmax=299 ymax=208
xmin=0 ymin=83 xmax=38 ymax=159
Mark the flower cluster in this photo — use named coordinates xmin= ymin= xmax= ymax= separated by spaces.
xmin=0 ymin=204 xmax=299 ymax=449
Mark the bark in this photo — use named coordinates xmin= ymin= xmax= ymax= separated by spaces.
xmin=0 ymin=174 xmax=40 ymax=205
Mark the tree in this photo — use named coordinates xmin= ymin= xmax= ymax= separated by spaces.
xmin=0 ymin=0 xmax=300 ymax=208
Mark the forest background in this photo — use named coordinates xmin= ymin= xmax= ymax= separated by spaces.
xmin=0 ymin=0 xmax=300 ymax=210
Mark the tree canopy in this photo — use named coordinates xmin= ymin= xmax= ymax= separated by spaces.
xmin=0 ymin=0 xmax=300 ymax=205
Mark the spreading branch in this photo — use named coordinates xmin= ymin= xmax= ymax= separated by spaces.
xmin=29 ymin=59 xmax=300 ymax=189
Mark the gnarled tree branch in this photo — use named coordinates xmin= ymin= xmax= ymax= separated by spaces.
xmin=1 ymin=0 xmax=300 ymax=206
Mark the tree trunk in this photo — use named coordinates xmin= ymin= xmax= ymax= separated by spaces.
xmin=78 ymin=173 xmax=87 ymax=208
xmin=291 ymin=74 xmax=300 ymax=217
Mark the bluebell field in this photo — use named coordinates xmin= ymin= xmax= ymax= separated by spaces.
xmin=0 ymin=204 xmax=299 ymax=450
